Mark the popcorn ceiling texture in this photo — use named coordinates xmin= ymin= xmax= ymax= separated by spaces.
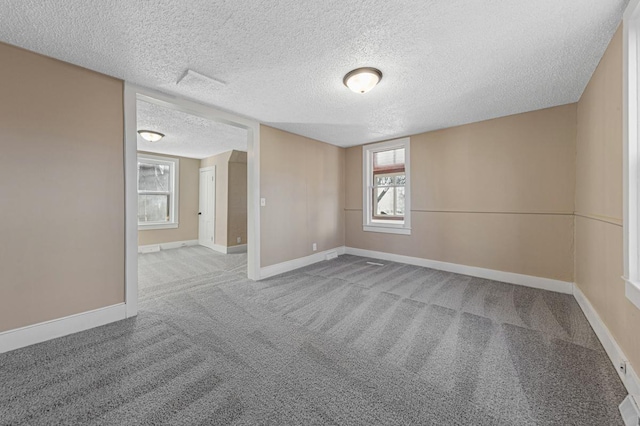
xmin=137 ymin=100 xmax=248 ymax=159
xmin=0 ymin=0 xmax=629 ymax=146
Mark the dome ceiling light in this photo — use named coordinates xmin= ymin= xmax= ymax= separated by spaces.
xmin=137 ymin=130 xmax=165 ymax=142
xmin=343 ymin=67 xmax=382 ymax=94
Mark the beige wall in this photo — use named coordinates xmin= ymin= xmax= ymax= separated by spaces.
xmin=0 ymin=42 xmax=124 ymax=332
xmin=228 ymin=151 xmax=248 ymax=247
xmin=575 ymin=25 xmax=640 ymax=371
xmin=138 ymin=152 xmax=200 ymax=246
xmin=201 ymin=150 xmax=247 ymax=247
xmin=345 ymin=104 xmax=577 ymax=283
xmin=260 ymin=125 xmax=345 ymax=267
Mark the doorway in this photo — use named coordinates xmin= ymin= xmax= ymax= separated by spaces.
xmin=123 ymin=83 xmax=261 ymax=318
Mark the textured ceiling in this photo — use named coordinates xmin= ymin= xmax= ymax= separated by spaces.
xmin=0 ymin=0 xmax=629 ymax=146
xmin=137 ymin=100 xmax=247 ymax=159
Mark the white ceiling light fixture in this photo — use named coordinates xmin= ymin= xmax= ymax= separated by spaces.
xmin=343 ymin=67 xmax=382 ymax=94
xmin=0 ymin=0 xmax=625 ymax=146
xmin=137 ymin=130 xmax=165 ymax=142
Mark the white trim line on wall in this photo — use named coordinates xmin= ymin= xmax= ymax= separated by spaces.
xmin=138 ymin=239 xmax=199 ymax=253
xmin=344 ymin=247 xmax=573 ymax=294
xmin=260 ymin=247 xmax=346 ymax=280
xmin=0 ymin=303 xmax=127 ymax=354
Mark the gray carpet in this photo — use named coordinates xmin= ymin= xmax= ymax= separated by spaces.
xmin=0 ymin=246 xmax=627 ymax=425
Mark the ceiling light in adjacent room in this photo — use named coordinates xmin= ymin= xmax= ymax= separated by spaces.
xmin=343 ymin=67 xmax=382 ymax=94
xmin=137 ymin=130 xmax=165 ymax=142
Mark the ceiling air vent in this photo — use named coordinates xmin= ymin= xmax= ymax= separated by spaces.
xmin=176 ymin=69 xmax=226 ymax=90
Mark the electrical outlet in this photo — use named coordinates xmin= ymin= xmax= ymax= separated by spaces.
xmin=312 ymin=243 xmax=317 ymax=251
xmin=237 ymin=237 xmax=241 ymax=243
xmin=619 ymin=360 xmax=628 ymax=375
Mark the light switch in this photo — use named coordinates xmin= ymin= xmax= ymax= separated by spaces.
xmin=260 ymin=198 xmax=266 ymax=207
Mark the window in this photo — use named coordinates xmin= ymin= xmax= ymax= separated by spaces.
xmin=363 ymin=138 xmax=411 ymax=235
xmin=137 ymin=154 xmax=179 ymax=230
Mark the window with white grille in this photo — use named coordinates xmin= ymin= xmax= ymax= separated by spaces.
xmin=137 ymin=154 xmax=179 ymax=230
xmin=363 ymin=138 xmax=411 ymax=235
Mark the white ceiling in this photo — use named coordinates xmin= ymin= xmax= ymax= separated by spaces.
xmin=0 ymin=0 xmax=628 ymax=147
xmin=137 ymin=100 xmax=247 ymax=159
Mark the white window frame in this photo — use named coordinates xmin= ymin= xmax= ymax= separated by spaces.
xmin=624 ymin=0 xmax=640 ymax=310
xmin=362 ymin=137 xmax=411 ymax=235
xmin=372 ymin=171 xmax=405 ymax=220
xmin=137 ymin=153 xmax=180 ymax=230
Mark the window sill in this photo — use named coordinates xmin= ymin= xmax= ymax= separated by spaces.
xmin=363 ymin=225 xmax=411 ymax=235
xmin=138 ymin=223 xmax=179 ymax=231
xmin=623 ymin=277 xmax=640 ymax=310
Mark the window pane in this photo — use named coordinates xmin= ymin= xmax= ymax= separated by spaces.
xmin=138 ymin=162 xmax=171 ymax=192
xmin=138 ymin=194 xmax=169 ymax=223
xmin=396 ymin=187 xmax=405 ymax=215
xmin=375 ymin=187 xmax=396 ymax=216
xmin=396 ymin=175 xmax=406 ymax=185
xmin=375 ymin=175 xmax=394 ymax=186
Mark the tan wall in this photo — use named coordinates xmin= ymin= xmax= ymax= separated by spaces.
xmin=227 ymin=151 xmax=247 ymax=247
xmin=0 ymin=42 xmax=124 ymax=332
xmin=575 ymin=25 xmax=640 ymax=371
xmin=345 ymin=104 xmax=577 ymax=283
xmin=260 ymin=125 xmax=345 ymax=267
xmin=138 ymin=153 xmax=200 ymax=246
xmin=201 ymin=152 xmax=231 ymax=246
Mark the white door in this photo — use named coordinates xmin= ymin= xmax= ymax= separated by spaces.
xmin=199 ymin=167 xmax=216 ymax=249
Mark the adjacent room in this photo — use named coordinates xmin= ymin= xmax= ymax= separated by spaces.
xmin=135 ymin=98 xmax=249 ymax=291
xmin=1 ymin=1 xmax=640 ymax=425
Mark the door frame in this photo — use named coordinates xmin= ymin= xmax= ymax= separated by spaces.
xmin=123 ymin=83 xmax=261 ymax=318
xmin=198 ymin=165 xmax=216 ymax=249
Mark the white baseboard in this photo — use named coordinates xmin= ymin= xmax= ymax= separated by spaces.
xmin=139 ymin=245 xmax=160 ymax=253
xmin=138 ymin=239 xmax=198 ymax=253
xmin=620 ymin=395 xmax=640 ymax=426
xmin=206 ymin=244 xmax=247 ymax=254
xmin=204 ymin=243 xmax=231 ymax=254
xmin=0 ymin=303 xmax=127 ymax=354
xmin=344 ymin=247 xmax=573 ymax=294
xmin=339 ymin=247 xmax=639 ymax=420
xmin=573 ymin=284 xmax=640 ymax=401
xmin=259 ymin=246 xmax=346 ymax=280
xmin=227 ymin=244 xmax=247 ymax=254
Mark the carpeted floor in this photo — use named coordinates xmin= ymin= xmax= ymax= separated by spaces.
xmin=0 ymin=246 xmax=627 ymax=425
